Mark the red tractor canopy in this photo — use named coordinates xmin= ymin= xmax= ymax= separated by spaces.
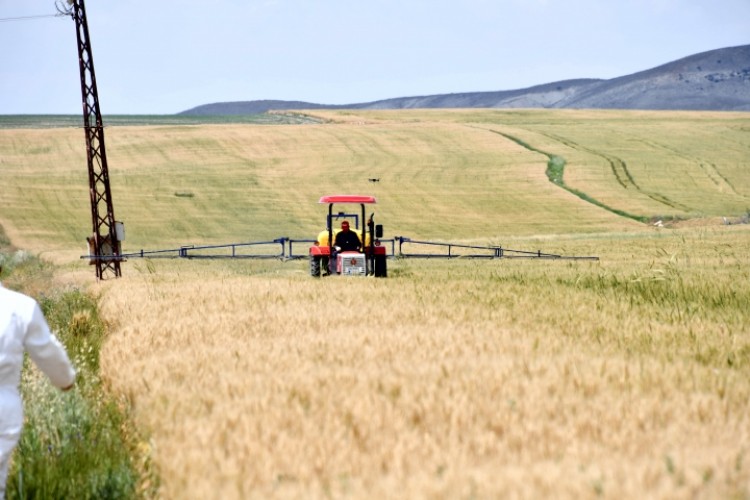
xmin=318 ymin=195 xmax=377 ymax=204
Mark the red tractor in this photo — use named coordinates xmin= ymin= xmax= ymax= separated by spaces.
xmin=309 ymin=195 xmax=388 ymax=277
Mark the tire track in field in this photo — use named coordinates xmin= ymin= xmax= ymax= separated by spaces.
xmin=484 ymin=128 xmax=649 ymax=223
xmin=637 ymin=138 xmax=746 ymax=198
xmin=541 ymin=134 xmax=637 ymax=190
xmin=539 ymin=132 xmax=693 ymax=213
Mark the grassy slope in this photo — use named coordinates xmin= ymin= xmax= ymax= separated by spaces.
xmin=2 ymin=109 xmax=747 ymax=264
xmin=313 ymin=109 xmax=750 ymax=220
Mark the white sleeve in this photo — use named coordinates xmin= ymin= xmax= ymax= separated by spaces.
xmin=23 ymin=303 xmax=76 ymax=389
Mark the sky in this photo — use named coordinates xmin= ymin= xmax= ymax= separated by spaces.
xmin=1 ymin=0 xmax=748 ymax=115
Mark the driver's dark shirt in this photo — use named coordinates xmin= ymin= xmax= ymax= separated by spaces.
xmin=335 ymin=230 xmax=361 ymax=251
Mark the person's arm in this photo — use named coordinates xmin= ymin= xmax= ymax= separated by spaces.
xmin=24 ymin=302 xmax=76 ymax=390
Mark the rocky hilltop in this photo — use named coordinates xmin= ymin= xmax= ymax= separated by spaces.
xmin=179 ymin=44 xmax=750 ymax=115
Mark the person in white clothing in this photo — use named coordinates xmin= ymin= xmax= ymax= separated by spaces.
xmin=0 ymin=266 xmax=76 ymax=498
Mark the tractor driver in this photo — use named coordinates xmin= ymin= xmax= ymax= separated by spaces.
xmin=334 ymin=221 xmax=361 ymax=252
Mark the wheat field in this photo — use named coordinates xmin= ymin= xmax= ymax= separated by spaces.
xmin=1 ymin=110 xmax=750 ymax=498
xmin=96 ymin=227 xmax=750 ymax=499
xmin=3 ymin=109 xmax=748 ymax=261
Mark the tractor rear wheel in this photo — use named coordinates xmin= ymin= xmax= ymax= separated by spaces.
xmin=310 ymin=255 xmax=321 ymax=277
xmin=374 ymin=254 xmax=387 ymax=277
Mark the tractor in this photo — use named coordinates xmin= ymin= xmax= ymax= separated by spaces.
xmin=309 ymin=195 xmax=387 ymax=277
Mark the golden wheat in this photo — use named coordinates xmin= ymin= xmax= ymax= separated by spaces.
xmin=95 ymin=227 xmax=750 ymax=499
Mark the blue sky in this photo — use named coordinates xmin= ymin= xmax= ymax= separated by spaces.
xmin=1 ymin=0 xmax=748 ymax=114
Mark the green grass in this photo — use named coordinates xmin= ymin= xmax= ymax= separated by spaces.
xmin=1 ymin=229 xmax=157 ymax=499
xmin=0 ymin=113 xmax=318 ymax=129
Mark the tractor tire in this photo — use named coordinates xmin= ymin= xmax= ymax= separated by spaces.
xmin=310 ymin=255 xmax=321 ymax=277
xmin=374 ymin=254 xmax=387 ymax=278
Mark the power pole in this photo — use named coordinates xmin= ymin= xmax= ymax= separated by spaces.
xmin=62 ymin=0 xmax=122 ymax=279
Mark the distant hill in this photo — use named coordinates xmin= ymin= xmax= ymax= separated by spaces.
xmin=178 ymin=44 xmax=750 ymax=115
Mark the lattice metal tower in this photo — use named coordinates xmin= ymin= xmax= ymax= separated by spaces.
xmin=64 ymin=0 xmax=121 ymax=279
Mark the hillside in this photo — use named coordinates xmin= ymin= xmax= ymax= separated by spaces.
xmin=1 ymin=109 xmax=748 ymax=262
xmin=179 ymin=44 xmax=750 ymax=114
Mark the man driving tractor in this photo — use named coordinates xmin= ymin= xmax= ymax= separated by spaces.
xmin=334 ymin=221 xmax=361 ymax=252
